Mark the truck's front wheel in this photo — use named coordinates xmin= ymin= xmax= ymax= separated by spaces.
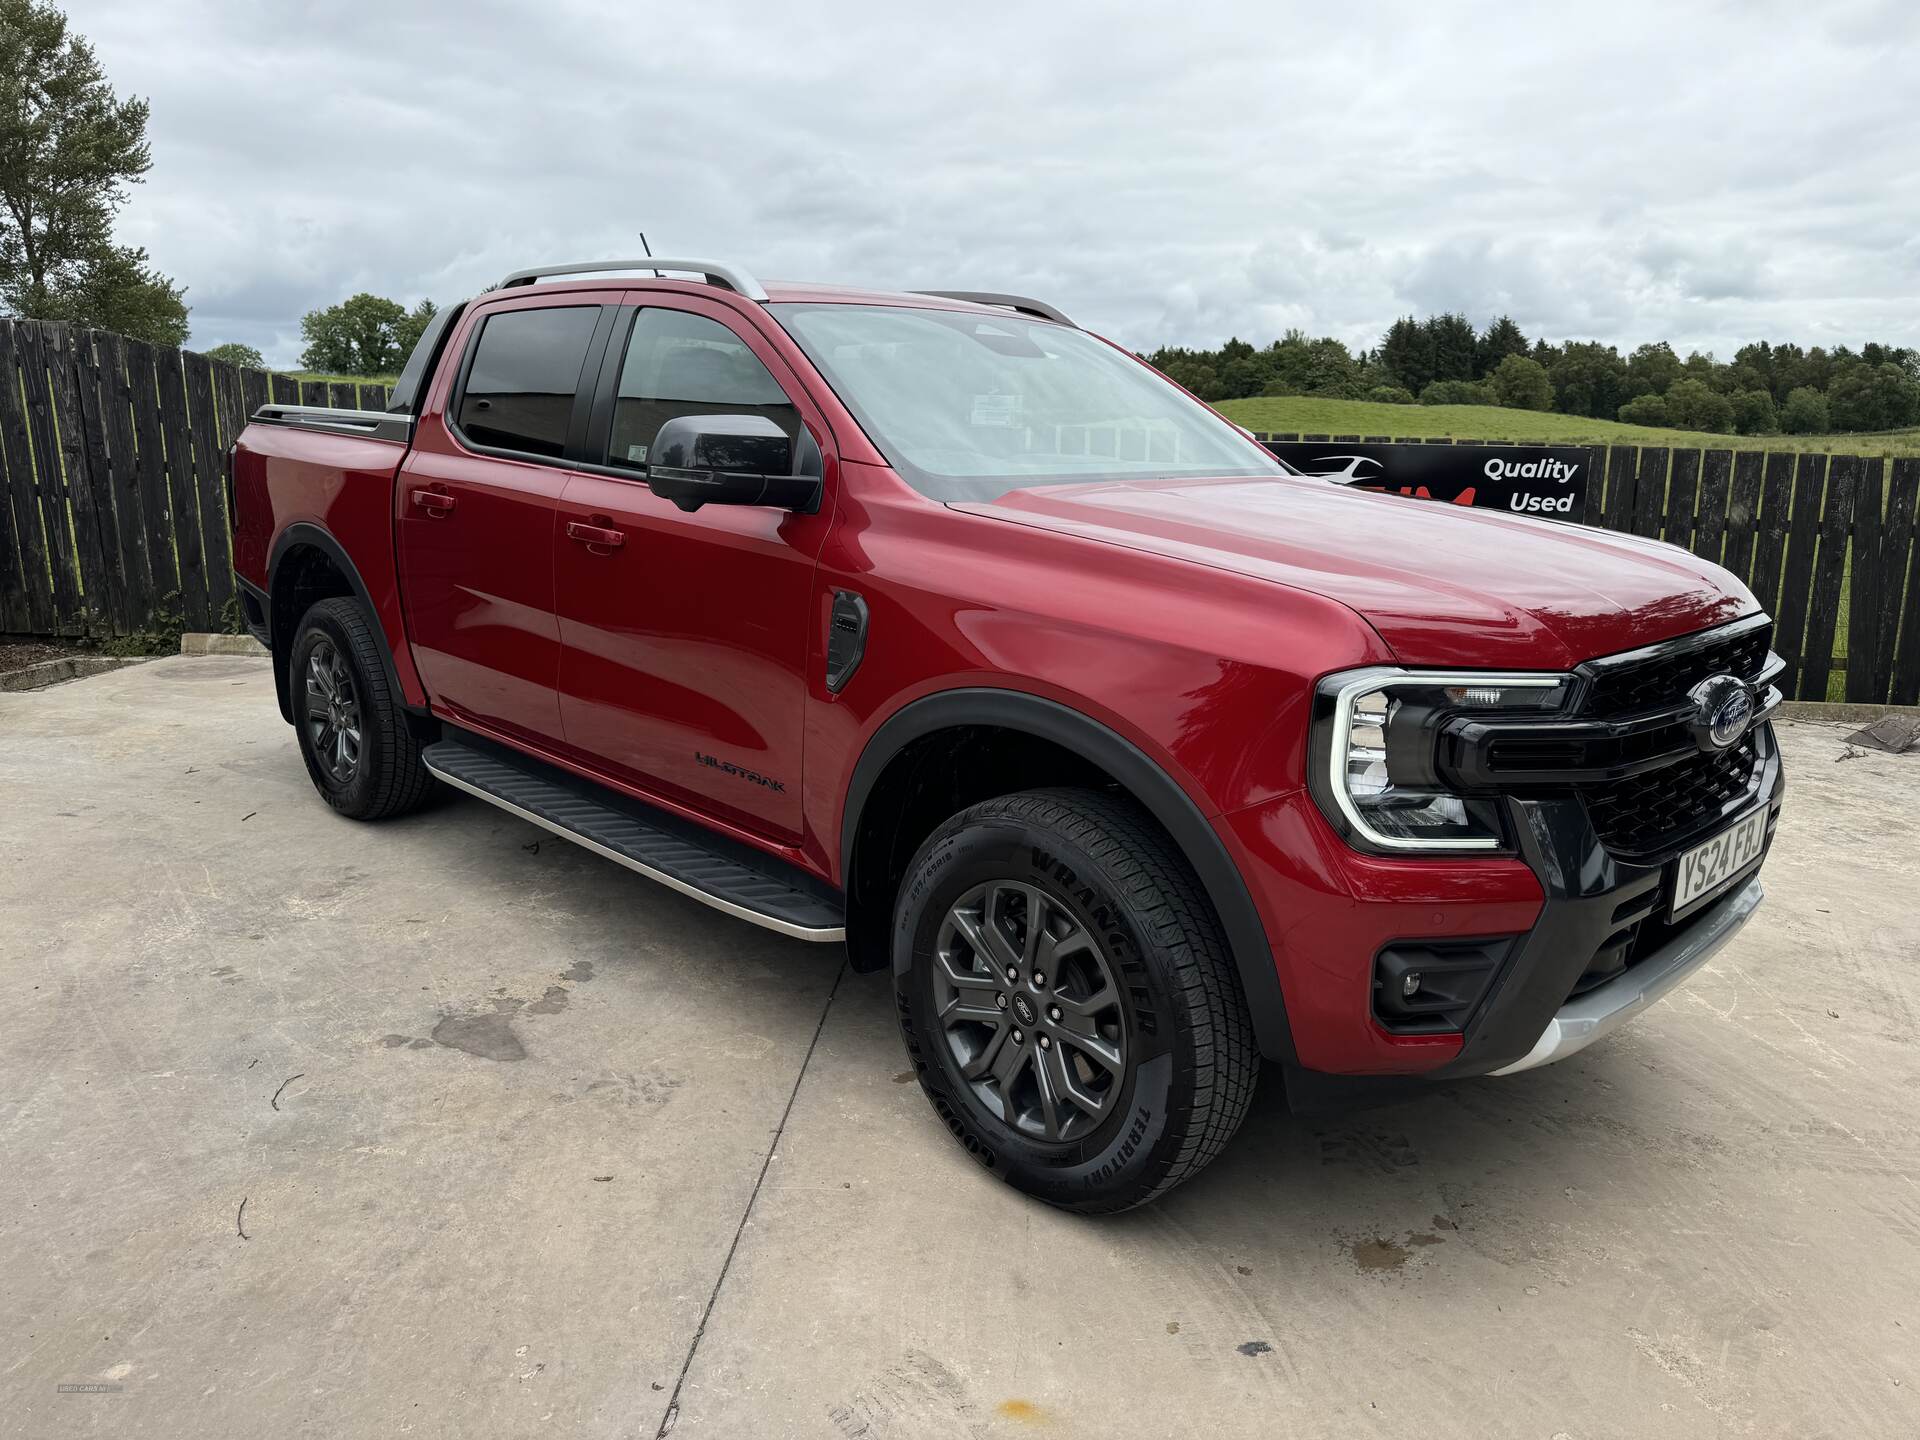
xmin=893 ymin=788 xmax=1258 ymax=1213
xmin=290 ymin=597 xmax=433 ymax=821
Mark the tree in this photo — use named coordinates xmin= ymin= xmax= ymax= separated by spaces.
xmin=1779 ymin=386 xmax=1829 ymax=435
xmin=1378 ymin=316 xmax=1434 ymax=396
xmin=397 ymin=298 xmax=437 ymax=360
xmin=1731 ymin=389 xmax=1778 ymax=436
xmin=299 ymin=292 xmax=410 ymax=375
xmin=202 ymin=341 xmax=264 ymax=369
xmin=1474 ymin=316 xmax=1530 ymax=379
xmin=1426 ymin=313 xmax=1478 ymax=387
xmin=1826 ymin=362 xmax=1920 ymax=432
xmin=1548 ymin=341 xmax=1628 ymax=418
xmin=1625 ymin=342 xmax=1682 ymax=397
xmin=0 ymin=0 xmax=185 ymax=343
xmin=1489 ymin=354 xmax=1553 ymax=411
xmin=1419 ymin=378 xmax=1495 ymax=406
xmin=1617 ymin=393 xmax=1669 ymax=426
xmin=32 ymin=241 xmax=184 ymax=342
xmin=1662 ymin=377 xmax=1733 ymax=433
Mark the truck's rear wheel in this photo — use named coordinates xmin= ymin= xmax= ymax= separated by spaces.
xmin=892 ymin=788 xmax=1258 ymax=1213
xmin=290 ymin=598 xmax=433 ymax=820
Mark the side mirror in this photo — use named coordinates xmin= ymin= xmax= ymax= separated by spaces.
xmin=644 ymin=414 xmax=821 ymax=514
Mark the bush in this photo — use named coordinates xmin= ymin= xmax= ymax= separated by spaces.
xmin=1661 ymin=377 xmax=1734 ymax=433
xmin=1617 ymin=393 xmax=1669 ymax=426
xmin=1259 ymin=378 xmax=1299 ymax=397
xmin=1780 ymin=386 xmax=1830 ymax=435
xmin=1419 ymin=379 xmax=1496 ymax=406
xmin=1489 ymin=354 xmax=1554 ymax=411
xmin=1731 ymin=389 xmax=1778 ymax=436
xmin=202 ymin=342 xmax=265 ymax=369
xmin=1367 ymin=385 xmax=1415 ymax=405
xmin=1827 ymin=362 xmax=1920 ymax=432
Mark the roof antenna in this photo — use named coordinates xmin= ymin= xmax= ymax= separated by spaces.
xmin=638 ymin=232 xmax=661 ymax=278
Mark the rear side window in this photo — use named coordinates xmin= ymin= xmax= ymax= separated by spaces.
xmin=606 ymin=309 xmax=796 ymax=471
xmin=456 ymin=306 xmax=599 ymax=458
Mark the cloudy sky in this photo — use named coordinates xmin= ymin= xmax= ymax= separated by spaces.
xmin=71 ymin=0 xmax=1920 ymax=367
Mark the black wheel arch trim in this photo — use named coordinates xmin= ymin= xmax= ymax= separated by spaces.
xmin=266 ymin=524 xmax=414 ymax=726
xmin=842 ymin=687 xmax=1298 ymax=1063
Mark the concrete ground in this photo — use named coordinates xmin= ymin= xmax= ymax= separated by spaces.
xmin=2 ymin=655 xmax=1917 ymax=1440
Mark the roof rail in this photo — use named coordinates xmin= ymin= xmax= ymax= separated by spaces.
xmin=913 ymin=290 xmax=1075 ymax=327
xmin=498 ymin=258 xmax=768 ymax=301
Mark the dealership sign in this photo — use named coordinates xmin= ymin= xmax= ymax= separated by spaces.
xmin=1262 ymin=441 xmax=1590 ymax=520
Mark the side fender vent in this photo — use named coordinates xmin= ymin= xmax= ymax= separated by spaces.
xmin=825 ymin=589 xmax=869 ymax=694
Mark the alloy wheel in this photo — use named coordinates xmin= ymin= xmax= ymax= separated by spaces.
xmin=303 ymin=639 xmax=361 ymax=785
xmin=931 ymin=879 xmax=1128 ymax=1143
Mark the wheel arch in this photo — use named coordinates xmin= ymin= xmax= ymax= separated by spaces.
xmin=267 ymin=524 xmax=408 ymax=726
xmin=840 ymin=687 xmax=1297 ymax=1063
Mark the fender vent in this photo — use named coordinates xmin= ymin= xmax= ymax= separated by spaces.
xmin=825 ymin=590 xmax=869 ymax=693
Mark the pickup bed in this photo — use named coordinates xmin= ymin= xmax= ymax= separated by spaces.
xmin=230 ymin=258 xmax=1785 ymax=1211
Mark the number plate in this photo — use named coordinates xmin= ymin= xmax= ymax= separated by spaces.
xmin=1671 ymin=807 xmax=1768 ymax=916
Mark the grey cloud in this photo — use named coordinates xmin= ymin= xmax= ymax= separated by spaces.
xmin=68 ymin=0 xmax=1920 ymax=366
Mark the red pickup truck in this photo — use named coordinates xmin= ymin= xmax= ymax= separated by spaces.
xmin=230 ymin=259 xmax=1783 ymax=1211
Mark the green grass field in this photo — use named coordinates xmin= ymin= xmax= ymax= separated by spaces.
xmin=1217 ymin=395 xmax=1920 ymax=459
xmin=286 ymin=370 xmax=399 ymax=388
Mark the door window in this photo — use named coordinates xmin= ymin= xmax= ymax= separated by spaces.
xmin=606 ymin=309 xmax=797 ymax=471
xmin=455 ymin=305 xmax=600 ymax=459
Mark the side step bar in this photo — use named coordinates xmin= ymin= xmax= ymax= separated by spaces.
xmin=422 ymin=737 xmax=845 ymax=942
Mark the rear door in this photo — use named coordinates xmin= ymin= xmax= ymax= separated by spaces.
xmin=397 ymin=296 xmax=614 ymax=748
xmin=552 ymin=298 xmax=836 ymax=844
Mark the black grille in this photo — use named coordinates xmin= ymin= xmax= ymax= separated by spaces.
xmin=1582 ymin=732 xmax=1762 ymax=859
xmin=1581 ymin=620 xmax=1772 ymax=718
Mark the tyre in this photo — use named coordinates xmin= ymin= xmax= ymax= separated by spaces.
xmin=289 ymin=597 xmax=434 ymax=821
xmin=893 ymin=787 xmax=1258 ymax=1212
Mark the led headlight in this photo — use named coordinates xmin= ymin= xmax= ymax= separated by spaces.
xmin=1314 ymin=668 xmax=1570 ymax=853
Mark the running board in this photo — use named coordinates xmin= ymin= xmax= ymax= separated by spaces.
xmin=422 ymin=737 xmax=845 ymax=942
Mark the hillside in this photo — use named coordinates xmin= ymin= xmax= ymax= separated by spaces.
xmin=1216 ymin=395 xmax=1920 ymax=459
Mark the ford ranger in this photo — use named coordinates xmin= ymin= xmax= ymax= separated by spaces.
xmin=229 ymin=259 xmax=1784 ymax=1212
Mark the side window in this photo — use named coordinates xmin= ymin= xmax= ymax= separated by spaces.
xmin=606 ymin=309 xmax=797 ymax=471
xmin=455 ymin=306 xmax=599 ymax=459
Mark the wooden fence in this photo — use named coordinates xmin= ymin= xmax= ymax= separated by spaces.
xmin=0 ymin=316 xmax=1913 ymax=704
xmin=0 ymin=317 xmax=387 ymax=641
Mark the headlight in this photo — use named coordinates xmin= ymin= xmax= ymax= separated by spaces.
xmin=1314 ymin=668 xmax=1570 ymax=853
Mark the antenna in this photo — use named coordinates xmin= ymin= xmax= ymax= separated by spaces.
xmin=638 ymin=231 xmax=660 ymax=278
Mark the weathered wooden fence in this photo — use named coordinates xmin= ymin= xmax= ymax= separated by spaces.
xmin=0 ymin=317 xmax=388 ymax=640
xmin=1256 ymin=432 xmax=1920 ymax=705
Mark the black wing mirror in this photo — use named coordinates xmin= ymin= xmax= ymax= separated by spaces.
xmin=644 ymin=414 xmax=821 ymax=514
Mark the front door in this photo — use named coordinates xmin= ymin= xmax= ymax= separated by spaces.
xmin=553 ymin=299 xmax=834 ymax=844
xmin=397 ymin=298 xmax=610 ymax=748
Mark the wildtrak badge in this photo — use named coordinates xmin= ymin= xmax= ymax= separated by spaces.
xmin=694 ymin=752 xmax=786 ymax=792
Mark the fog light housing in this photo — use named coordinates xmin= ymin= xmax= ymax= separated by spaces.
xmin=1374 ymin=938 xmax=1517 ymax=1034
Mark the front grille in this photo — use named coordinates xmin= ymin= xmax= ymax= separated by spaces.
xmin=1582 ymin=732 xmax=1762 ymax=859
xmin=1581 ymin=620 xmax=1772 ymax=718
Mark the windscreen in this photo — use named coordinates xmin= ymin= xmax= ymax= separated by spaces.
xmin=771 ymin=303 xmax=1289 ymax=501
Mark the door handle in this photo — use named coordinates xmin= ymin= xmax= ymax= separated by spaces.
xmin=566 ymin=520 xmax=626 ymax=550
xmin=411 ymin=488 xmax=456 ymax=517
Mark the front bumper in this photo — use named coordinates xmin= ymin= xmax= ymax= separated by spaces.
xmin=1490 ymin=875 xmax=1762 ymax=1074
xmin=1225 ymin=721 xmax=1783 ymax=1079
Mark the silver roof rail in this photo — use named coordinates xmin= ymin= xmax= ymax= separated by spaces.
xmin=498 ymin=258 xmax=768 ymax=301
xmin=913 ymin=290 xmax=1074 ymax=327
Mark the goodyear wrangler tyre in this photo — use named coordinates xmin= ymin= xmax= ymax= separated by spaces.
xmin=893 ymin=787 xmax=1258 ymax=1212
